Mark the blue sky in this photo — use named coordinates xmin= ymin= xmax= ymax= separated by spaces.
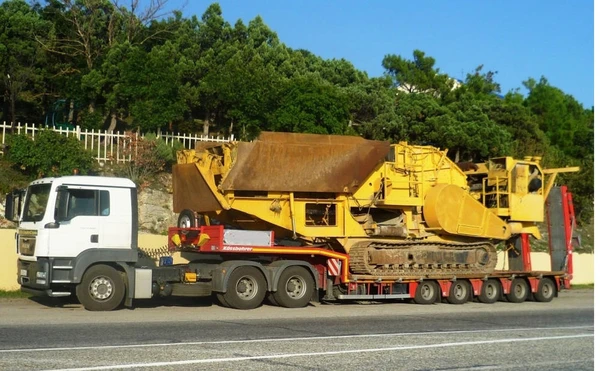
xmin=167 ymin=0 xmax=593 ymax=108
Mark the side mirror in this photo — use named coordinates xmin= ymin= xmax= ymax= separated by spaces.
xmin=44 ymin=221 xmax=60 ymax=229
xmin=4 ymin=190 xmax=21 ymax=222
xmin=4 ymin=193 xmax=14 ymax=221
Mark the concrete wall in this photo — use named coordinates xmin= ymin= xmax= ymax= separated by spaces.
xmin=0 ymin=229 xmax=594 ymax=290
xmin=0 ymin=229 xmax=19 ymax=291
xmin=496 ymin=251 xmax=594 ymax=285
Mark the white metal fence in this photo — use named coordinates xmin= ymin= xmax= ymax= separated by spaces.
xmin=0 ymin=122 xmax=234 ymax=163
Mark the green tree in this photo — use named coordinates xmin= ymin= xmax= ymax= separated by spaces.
xmin=119 ymin=42 xmax=186 ymax=132
xmin=318 ymin=58 xmax=368 ymax=87
xmin=382 ymin=50 xmax=453 ymax=96
xmin=270 ymin=75 xmax=350 ymax=135
xmin=395 ymin=91 xmax=511 ymax=161
xmin=0 ymin=0 xmax=49 ymax=126
xmin=39 ymin=0 xmax=118 ymax=112
xmin=523 ymin=76 xmax=588 ymax=155
xmin=344 ymin=77 xmax=400 ymax=140
xmin=434 ymin=93 xmax=512 ymax=160
xmin=194 ymin=3 xmax=232 ymax=135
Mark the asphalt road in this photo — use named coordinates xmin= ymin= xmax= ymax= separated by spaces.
xmin=0 ymin=289 xmax=594 ymax=371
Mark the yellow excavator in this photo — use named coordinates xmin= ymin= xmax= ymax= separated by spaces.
xmin=172 ymin=132 xmax=578 ymax=279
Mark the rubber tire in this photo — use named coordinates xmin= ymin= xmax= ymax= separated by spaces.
xmin=76 ymin=264 xmax=125 ymax=311
xmin=507 ymin=278 xmax=529 ymax=303
xmin=414 ymin=281 xmax=438 ymax=305
xmin=533 ymin=277 xmax=555 ymax=303
xmin=273 ymin=266 xmax=315 ymax=308
xmin=448 ymin=280 xmax=471 ymax=305
xmin=223 ymin=266 xmax=267 ymax=310
xmin=178 ymin=209 xmax=197 ymax=228
xmin=266 ymin=292 xmax=280 ymax=306
xmin=478 ymin=279 xmax=501 ymax=304
xmin=215 ymin=292 xmax=231 ymax=308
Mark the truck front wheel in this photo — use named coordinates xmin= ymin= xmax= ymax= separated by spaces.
xmin=223 ymin=266 xmax=266 ymax=310
xmin=76 ymin=264 xmax=125 ymax=311
xmin=273 ymin=266 xmax=314 ymax=308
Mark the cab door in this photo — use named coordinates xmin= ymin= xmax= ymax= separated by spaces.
xmin=49 ymin=187 xmax=103 ymax=257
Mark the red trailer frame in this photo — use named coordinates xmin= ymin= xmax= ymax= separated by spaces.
xmin=167 ymin=222 xmax=569 ymax=303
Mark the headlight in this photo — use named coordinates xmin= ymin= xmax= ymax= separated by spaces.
xmin=36 ymin=271 xmax=47 ymax=279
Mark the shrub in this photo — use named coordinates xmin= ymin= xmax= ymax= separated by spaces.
xmin=112 ymin=133 xmax=166 ymax=186
xmin=143 ymin=133 xmax=184 ymax=168
xmin=0 ymin=158 xmax=30 ymax=194
xmin=6 ymin=130 xmax=95 ymax=177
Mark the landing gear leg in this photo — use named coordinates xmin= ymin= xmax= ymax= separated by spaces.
xmin=323 ymin=277 xmax=336 ymax=301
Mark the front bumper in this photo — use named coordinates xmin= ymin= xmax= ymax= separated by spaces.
xmin=18 ymin=258 xmax=50 ymax=290
xmin=21 ymin=286 xmax=71 ymax=297
xmin=18 ymin=258 xmax=73 ymax=297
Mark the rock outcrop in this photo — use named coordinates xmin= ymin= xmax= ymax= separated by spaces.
xmin=138 ymin=186 xmax=178 ymax=234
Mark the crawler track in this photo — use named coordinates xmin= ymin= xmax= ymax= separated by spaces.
xmin=349 ymin=240 xmax=497 ymax=278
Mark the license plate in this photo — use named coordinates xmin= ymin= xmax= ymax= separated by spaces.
xmin=20 ymin=269 xmax=27 ymax=276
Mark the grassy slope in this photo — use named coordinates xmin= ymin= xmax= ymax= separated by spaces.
xmin=0 ymin=159 xmax=30 ymax=194
xmin=0 ymin=290 xmax=31 ymax=298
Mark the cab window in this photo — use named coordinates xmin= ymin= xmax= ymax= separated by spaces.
xmin=58 ymin=189 xmax=110 ymax=220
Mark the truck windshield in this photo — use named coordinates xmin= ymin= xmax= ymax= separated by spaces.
xmin=22 ymin=183 xmax=51 ymax=222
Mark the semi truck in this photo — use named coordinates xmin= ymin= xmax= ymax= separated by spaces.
xmin=4 ymin=132 xmax=579 ymax=311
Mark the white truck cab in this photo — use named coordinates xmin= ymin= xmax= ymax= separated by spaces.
xmin=5 ymin=176 xmax=144 ymax=310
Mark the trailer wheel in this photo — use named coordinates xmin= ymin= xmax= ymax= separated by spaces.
xmin=178 ymin=209 xmax=197 ymax=228
xmin=478 ymin=279 xmax=501 ymax=304
xmin=273 ymin=266 xmax=314 ymax=308
xmin=448 ymin=280 xmax=471 ymax=304
xmin=414 ymin=281 xmax=438 ymax=305
xmin=533 ymin=277 xmax=555 ymax=302
xmin=223 ymin=266 xmax=266 ymax=310
xmin=507 ymin=278 xmax=529 ymax=303
xmin=76 ymin=265 xmax=125 ymax=311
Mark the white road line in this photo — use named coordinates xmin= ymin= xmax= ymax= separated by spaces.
xmin=441 ymin=359 xmax=590 ymax=370
xmin=44 ymin=334 xmax=594 ymax=371
xmin=0 ymin=325 xmax=592 ymax=354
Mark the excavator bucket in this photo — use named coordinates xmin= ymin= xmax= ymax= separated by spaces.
xmin=172 ymin=163 xmax=223 ymax=213
xmin=218 ymin=132 xmax=390 ymax=193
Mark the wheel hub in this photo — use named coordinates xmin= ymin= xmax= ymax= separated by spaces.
xmin=485 ymin=285 xmax=496 ymax=297
xmin=90 ymin=277 xmax=113 ymax=300
xmin=286 ymin=277 xmax=306 ymax=298
xmin=421 ymin=285 xmax=433 ymax=300
xmin=179 ymin=216 xmax=192 ymax=228
xmin=453 ymin=284 xmax=467 ymax=299
xmin=236 ymin=277 xmax=257 ymax=299
xmin=515 ymin=285 xmax=524 ymax=296
xmin=541 ymin=285 xmax=550 ymax=295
